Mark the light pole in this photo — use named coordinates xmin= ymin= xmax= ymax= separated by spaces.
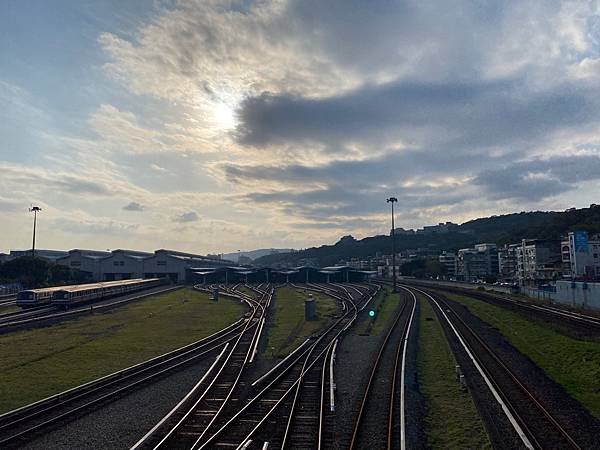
xmin=387 ymin=197 xmax=398 ymax=292
xmin=29 ymin=206 xmax=42 ymax=257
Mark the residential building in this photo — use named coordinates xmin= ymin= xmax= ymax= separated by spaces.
xmin=377 ymin=264 xmax=402 ymax=279
xmin=390 ymin=227 xmax=415 ymax=235
xmin=439 ymin=252 xmax=457 ymax=278
xmin=417 ymin=222 xmax=459 ymax=234
xmin=563 ymin=231 xmax=600 ymax=280
xmin=498 ymin=243 xmax=520 ymax=281
xmin=456 ymin=243 xmax=498 ymax=282
xmin=516 ymin=239 xmax=562 ymax=285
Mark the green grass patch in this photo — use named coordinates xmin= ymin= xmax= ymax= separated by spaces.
xmin=235 ymin=285 xmax=258 ymax=299
xmin=264 ymin=286 xmax=337 ymax=359
xmin=445 ymin=292 xmax=600 ymax=419
xmin=0 ymin=304 xmax=19 ymax=314
xmin=354 ymin=288 xmax=403 ymax=335
xmin=418 ymin=295 xmax=492 ymax=449
xmin=0 ymin=288 xmax=245 ymax=413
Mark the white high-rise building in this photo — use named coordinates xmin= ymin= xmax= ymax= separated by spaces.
xmin=564 ymin=231 xmax=600 ymax=280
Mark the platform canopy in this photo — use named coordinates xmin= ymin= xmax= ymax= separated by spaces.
xmin=272 ymin=269 xmax=299 ymax=275
xmin=236 ymin=270 xmax=256 ymax=275
xmin=320 ymin=265 xmax=351 ymax=271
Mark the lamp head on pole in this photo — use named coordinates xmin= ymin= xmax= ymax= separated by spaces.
xmin=386 ymin=197 xmax=398 ymax=204
xmin=29 ymin=206 xmax=42 ymax=213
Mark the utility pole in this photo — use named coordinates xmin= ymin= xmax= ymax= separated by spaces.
xmin=29 ymin=206 xmax=42 ymax=257
xmin=387 ymin=197 xmax=398 ymax=292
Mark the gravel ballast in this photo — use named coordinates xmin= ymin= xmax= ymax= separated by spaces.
xmin=21 ymin=355 xmax=219 ymax=450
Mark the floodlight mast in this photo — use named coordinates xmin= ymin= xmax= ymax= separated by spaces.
xmin=386 ymin=197 xmax=398 ymax=292
xmin=29 ymin=206 xmax=42 ymax=257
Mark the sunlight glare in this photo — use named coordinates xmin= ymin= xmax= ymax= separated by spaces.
xmin=213 ymin=102 xmax=237 ymax=130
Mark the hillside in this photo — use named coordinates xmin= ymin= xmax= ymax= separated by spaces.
xmin=254 ymin=205 xmax=600 ymax=267
xmin=222 ymin=248 xmax=295 ymax=262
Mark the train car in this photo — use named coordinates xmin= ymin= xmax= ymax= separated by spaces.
xmin=52 ymin=278 xmax=167 ymax=308
xmin=16 ymin=286 xmax=65 ymax=307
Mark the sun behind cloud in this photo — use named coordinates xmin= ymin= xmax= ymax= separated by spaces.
xmin=213 ymin=101 xmax=238 ymax=131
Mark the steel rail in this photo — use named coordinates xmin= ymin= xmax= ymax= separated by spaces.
xmin=349 ymin=287 xmax=413 ymax=449
xmin=145 ymin=286 xmax=272 ymax=450
xmin=317 ymin=343 xmax=334 ymax=450
xmin=0 ymin=287 xmax=254 ymax=448
xmin=0 ymin=298 xmax=16 ymax=307
xmin=186 ymin=287 xmax=272 ymax=448
xmin=0 ymin=285 xmax=181 ymax=330
xmin=130 ymin=345 xmax=230 ymax=449
xmin=395 ymin=287 xmax=417 ymax=450
xmin=277 ymin=284 xmax=374 ymax=449
xmin=196 ymin=284 xmax=374 ymax=449
xmin=329 ymin=339 xmax=338 ymax=412
xmin=406 ymin=280 xmax=600 ymax=330
xmin=0 ymin=334 xmax=242 ymax=448
xmin=413 ymin=285 xmax=582 ymax=450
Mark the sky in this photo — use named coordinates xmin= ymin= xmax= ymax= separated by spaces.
xmin=2 ymin=0 xmax=600 ymax=254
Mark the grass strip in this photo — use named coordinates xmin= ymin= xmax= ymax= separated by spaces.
xmin=354 ymin=288 xmax=404 ymax=336
xmin=445 ymin=292 xmax=600 ymax=419
xmin=235 ymin=285 xmax=257 ymax=298
xmin=418 ymin=294 xmax=491 ymax=449
xmin=263 ymin=286 xmax=337 ymax=359
xmin=353 ymin=288 xmax=385 ymax=335
xmin=0 ymin=288 xmax=245 ymax=413
xmin=0 ymin=305 xmax=19 ymax=315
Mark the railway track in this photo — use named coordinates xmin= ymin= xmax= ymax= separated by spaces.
xmin=0 ymin=296 xmax=16 ymax=307
xmin=202 ymin=283 xmax=375 ymax=449
xmin=0 ymin=285 xmax=181 ymax=332
xmin=277 ymin=284 xmax=373 ymax=450
xmin=411 ymin=285 xmax=582 ymax=450
xmin=408 ymin=281 xmax=600 ymax=332
xmin=349 ymin=285 xmax=416 ymax=450
xmin=131 ymin=285 xmax=273 ymax=449
xmin=0 ymin=304 xmax=54 ymax=323
xmin=0 ymin=286 xmax=258 ymax=449
xmin=134 ymin=283 xmax=376 ymax=450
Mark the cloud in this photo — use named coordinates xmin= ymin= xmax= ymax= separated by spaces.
xmin=5 ymin=0 xmax=600 ymax=253
xmin=123 ymin=201 xmax=145 ymax=211
xmin=473 ymin=154 xmax=600 ymax=201
xmin=173 ymin=211 xmax=200 ymax=223
xmin=58 ymin=217 xmax=140 ymax=235
xmin=235 ymin=78 xmax=592 ymax=150
xmin=150 ymin=163 xmax=167 ymax=172
xmin=0 ymin=163 xmax=111 ymax=197
xmin=0 ymin=197 xmax=21 ymax=212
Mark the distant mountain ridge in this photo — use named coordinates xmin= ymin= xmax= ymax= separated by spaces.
xmin=254 ymin=205 xmax=600 ymax=267
xmin=222 ymin=248 xmax=295 ymax=262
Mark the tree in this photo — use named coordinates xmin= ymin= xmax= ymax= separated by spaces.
xmin=48 ymin=263 xmax=73 ymax=285
xmin=0 ymin=256 xmax=49 ymax=288
xmin=401 ymin=258 xmax=447 ymax=278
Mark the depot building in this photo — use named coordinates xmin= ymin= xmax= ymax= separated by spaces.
xmin=56 ymin=249 xmax=232 ymax=283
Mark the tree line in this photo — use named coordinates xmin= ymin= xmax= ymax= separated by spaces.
xmin=0 ymin=256 xmax=88 ymax=289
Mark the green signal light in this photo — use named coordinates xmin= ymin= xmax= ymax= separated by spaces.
xmin=369 ymin=310 xmax=375 ymax=317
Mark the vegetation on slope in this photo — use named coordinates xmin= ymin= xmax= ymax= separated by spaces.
xmin=254 ymin=205 xmax=600 ymax=267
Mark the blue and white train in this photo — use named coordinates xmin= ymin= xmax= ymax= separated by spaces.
xmin=16 ymin=278 xmax=168 ymax=308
